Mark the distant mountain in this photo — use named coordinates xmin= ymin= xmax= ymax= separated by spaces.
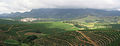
xmin=0 ymin=8 xmax=120 ymax=19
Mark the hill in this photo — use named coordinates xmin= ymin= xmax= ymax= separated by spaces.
xmin=0 ymin=9 xmax=120 ymax=46
xmin=0 ymin=19 xmax=24 ymax=24
xmin=72 ymin=15 xmax=120 ymax=23
xmin=0 ymin=20 xmax=120 ymax=46
xmin=1 ymin=8 xmax=120 ymax=19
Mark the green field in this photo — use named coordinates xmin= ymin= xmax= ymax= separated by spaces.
xmin=0 ymin=19 xmax=120 ymax=46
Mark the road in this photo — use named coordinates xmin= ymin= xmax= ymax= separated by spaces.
xmin=76 ymin=31 xmax=98 ymax=46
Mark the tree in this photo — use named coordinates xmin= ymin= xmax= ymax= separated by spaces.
xmin=4 ymin=39 xmax=19 ymax=46
xmin=23 ymin=35 xmax=38 ymax=44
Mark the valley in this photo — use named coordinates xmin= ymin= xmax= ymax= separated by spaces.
xmin=0 ymin=18 xmax=120 ymax=46
xmin=0 ymin=9 xmax=120 ymax=46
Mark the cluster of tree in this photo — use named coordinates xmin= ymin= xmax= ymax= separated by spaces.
xmin=3 ymin=35 xmax=38 ymax=46
xmin=63 ymin=21 xmax=79 ymax=24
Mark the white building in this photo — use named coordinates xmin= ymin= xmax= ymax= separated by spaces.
xmin=20 ymin=18 xmax=37 ymax=22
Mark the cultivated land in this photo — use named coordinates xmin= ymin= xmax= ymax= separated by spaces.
xmin=1 ymin=9 xmax=120 ymax=46
xmin=0 ymin=19 xmax=120 ymax=46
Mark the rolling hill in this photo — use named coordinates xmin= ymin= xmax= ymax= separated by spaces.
xmin=0 ymin=20 xmax=120 ymax=46
xmin=72 ymin=15 xmax=120 ymax=23
xmin=1 ymin=8 xmax=120 ymax=19
xmin=0 ymin=8 xmax=120 ymax=46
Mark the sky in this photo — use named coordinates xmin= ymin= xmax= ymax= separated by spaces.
xmin=0 ymin=0 xmax=120 ymax=14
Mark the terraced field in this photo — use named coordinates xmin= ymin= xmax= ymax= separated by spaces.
xmin=0 ymin=22 xmax=120 ymax=46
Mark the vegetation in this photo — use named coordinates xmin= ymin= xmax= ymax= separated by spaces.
xmin=0 ymin=17 xmax=120 ymax=46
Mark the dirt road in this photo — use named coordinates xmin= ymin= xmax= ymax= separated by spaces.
xmin=76 ymin=31 xmax=98 ymax=46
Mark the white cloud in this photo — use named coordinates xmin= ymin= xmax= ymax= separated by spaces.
xmin=0 ymin=0 xmax=120 ymax=14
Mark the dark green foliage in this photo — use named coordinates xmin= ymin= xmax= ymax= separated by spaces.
xmin=74 ymin=24 xmax=88 ymax=29
xmin=0 ymin=19 xmax=24 ymax=24
xmin=23 ymin=35 xmax=37 ymax=43
xmin=4 ymin=39 xmax=19 ymax=46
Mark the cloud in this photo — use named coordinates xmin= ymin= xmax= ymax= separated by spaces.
xmin=0 ymin=0 xmax=120 ymax=14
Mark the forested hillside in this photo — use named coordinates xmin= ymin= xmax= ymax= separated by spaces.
xmin=1 ymin=9 xmax=120 ymax=19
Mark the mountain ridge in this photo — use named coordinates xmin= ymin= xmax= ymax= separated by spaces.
xmin=0 ymin=8 xmax=120 ymax=19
